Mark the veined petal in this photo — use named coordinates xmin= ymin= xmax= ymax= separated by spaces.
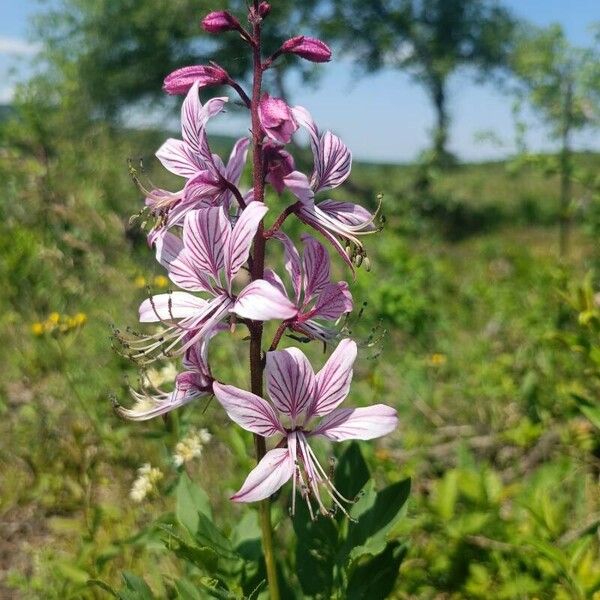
xmin=139 ymin=292 xmax=208 ymax=322
xmin=183 ymin=171 xmax=223 ymax=204
xmin=273 ymin=232 xmax=302 ymax=302
xmin=231 ymin=448 xmax=294 ymax=502
xmin=225 ymin=137 xmax=250 ymax=185
xmin=213 ymin=382 xmax=284 ymax=437
xmin=233 ymin=280 xmax=297 ymax=321
xmin=317 ymin=199 xmax=376 ymax=230
xmin=310 ymin=338 xmax=357 ymax=417
xmin=181 ymin=83 xmax=228 ymax=157
xmin=301 ymin=234 xmax=330 ymax=303
xmin=156 ymin=232 xmax=211 ymax=292
xmin=156 ymin=138 xmax=202 ymax=178
xmin=117 ymin=372 xmax=208 ymax=421
xmin=266 ymin=347 xmax=315 ymax=419
xmin=311 ymin=282 xmax=353 ymax=321
xmin=311 ymin=404 xmax=398 ymax=441
xmin=283 ymin=171 xmax=314 ymax=204
xmin=314 ymin=131 xmax=352 ymax=192
xmin=226 ymin=202 xmax=268 ymax=280
xmin=183 ymin=208 xmax=229 ymax=282
xmin=263 ymin=268 xmax=288 ymax=298
xmin=291 ymin=105 xmax=320 ymax=155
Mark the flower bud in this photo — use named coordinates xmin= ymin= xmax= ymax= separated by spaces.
xmin=280 ymin=36 xmax=332 ymax=63
xmin=201 ymin=11 xmax=240 ymax=33
xmin=163 ymin=64 xmax=229 ymax=95
xmin=258 ymin=93 xmax=298 ymax=144
xmin=258 ymin=2 xmax=271 ymax=17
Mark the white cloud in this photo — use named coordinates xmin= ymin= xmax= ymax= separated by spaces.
xmin=0 ymin=36 xmax=41 ymax=57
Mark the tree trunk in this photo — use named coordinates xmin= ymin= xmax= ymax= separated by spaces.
xmin=431 ymin=76 xmax=449 ymax=164
xmin=559 ymin=79 xmax=573 ymax=259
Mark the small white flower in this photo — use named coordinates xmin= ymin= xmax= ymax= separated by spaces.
xmin=130 ymin=463 xmax=163 ymax=502
xmin=173 ymin=428 xmax=211 ymax=467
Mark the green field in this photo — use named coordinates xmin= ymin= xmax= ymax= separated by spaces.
xmin=1 ymin=124 xmax=599 ymax=598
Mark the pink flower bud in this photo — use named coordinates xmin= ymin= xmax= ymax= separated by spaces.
xmin=258 ymin=94 xmax=298 ymax=145
xmin=281 ymin=36 xmax=332 ymax=63
xmin=264 ymin=141 xmax=295 ymax=193
xmin=258 ymin=2 xmax=271 ymax=17
xmin=163 ymin=64 xmax=230 ymax=95
xmin=201 ymin=11 xmax=240 ymax=33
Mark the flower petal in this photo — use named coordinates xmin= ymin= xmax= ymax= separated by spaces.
xmin=225 ymin=137 xmax=250 ymax=185
xmin=301 ymin=234 xmax=330 ymax=303
xmin=233 ymin=279 xmax=297 ymax=321
xmin=282 ymin=170 xmax=314 ymax=204
xmin=231 ymin=448 xmax=294 ymax=502
xmin=155 ymin=138 xmax=202 ymax=178
xmin=181 ymin=83 xmax=227 ymax=157
xmin=311 ymin=282 xmax=353 ymax=320
xmin=310 ymin=338 xmax=357 ymax=416
xmin=317 ymin=199 xmax=376 ymax=230
xmin=183 ymin=207 xmax=229 ymax=282
xmin=266 ymin=347 xmax=315 ymax=419
xmin=273 ymin=232 xmax=302 ymax=302
xmin=139 ymin=292 xmax=208 ymax=322
xmin=213 ymin=382 xmax=284 ymax=437
xmin=226 ymin=202 xmax=268 ymax=280
xmin=314 ymin=131 xmax=352 ymax=192
xmin=311 ymin=404 xmax=398 ymax=441
xmin=155 ymin=232 xmax=211 ymax=292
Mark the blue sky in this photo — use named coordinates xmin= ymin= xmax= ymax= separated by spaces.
xmin=1 ymin=0 xmax=600 ymax=162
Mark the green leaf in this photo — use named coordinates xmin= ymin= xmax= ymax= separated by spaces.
xmin=87 ymin=579 xmax=118 ymax=597
xmin=54 ymin=561 xmax=90 ymax=585
xmin=347 ymin=479 xmax=411 ymax=560
xmin=580 ymin=403 xmax=600 ymax=430
xmin=176 ymin=473 xmax=212 ymax=536
xmin=174 ymin=578 xmax=204 ymax=600
xmin=335 ymin=442 xmax=371 ymax=501
xmin=160 ymin=525 xmax=220 ymax=572
xmin=120 ymin=572 xmax=155 ymax=599
xmin=346 ymin=541 xmax=407 ymax=600
xmin=196 ymin=512 xmax=234 ymax=557
xmin=293 ymin=500 xmax=339 ymax=596
xmin=231 ymin=510 xmax=262 ymax=562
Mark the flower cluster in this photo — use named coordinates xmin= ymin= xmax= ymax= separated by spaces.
xmin=31 ymin=311 xmax=87 ymax=336
xmin=173 ymin=427 xmax=212 ymax=467
xmin=130 ymin=463 xmax=164 ymax=502
xmin=116 ymin=3 xmax=396 ymax=516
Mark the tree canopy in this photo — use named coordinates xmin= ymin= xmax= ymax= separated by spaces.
xmin=325 ymin=0 xmax=517 ymax=163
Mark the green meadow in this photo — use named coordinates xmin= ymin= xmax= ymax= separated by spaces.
xmin=0 ymin=122 xmax=599 ymax=598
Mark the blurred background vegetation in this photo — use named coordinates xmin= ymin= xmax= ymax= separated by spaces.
xmin=1 ymin=0 xmax=600 ymax=598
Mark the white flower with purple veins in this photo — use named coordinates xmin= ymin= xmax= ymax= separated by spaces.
xmin=283 ymin=106 xmax=378 ymax=266
xmin=213 ymin=339 xmax=397 ymax=517
xmin=117 ymin=328 xmax=220 ymax=421
xmin=146 ymin=82 xmax=250 ymax=244
xmin=130 ymin=202 xmax=295 ymax=361
xmin=236 ymin=232 xmax=352 ymax=342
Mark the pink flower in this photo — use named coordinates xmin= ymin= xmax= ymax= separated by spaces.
xmin=148 ymin=83 xmax=250 ymax=243
xmin=131 ymin=204 xmax=295 ymax=361
xmin=213 ymin=339 xmax=397 ymax=515
xmin=258 ymin=93 xmax=298 ymax=144
xmin=201 ymin=11 xmax=240 ymax=34
xmin=236 ymin=233 xmax=352 ymax=342
xmin=116 ymin=328 xmax=224 ymax=421
xmin=281 ymin=36 xmax=332 ymax=63
xmin=281 ymin=106 xmax=377 ymax=267
xmin=163 ymin=64 xmax=230 ymax=95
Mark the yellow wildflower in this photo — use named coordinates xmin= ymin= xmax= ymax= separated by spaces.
xmin=134 ymin=275 xmax=147 ymax=288
xmin=153 ymin=275 xmax=169 ymax=288
xmin=73 ymin=312 xmax=87 ymax=326
xmin=427 ymin=353 xmax=447 ymax=367
xmin=48 ymin=312 xmax=60 ymax=325
xmin=31 ymin=322 xmax=44 ymax=336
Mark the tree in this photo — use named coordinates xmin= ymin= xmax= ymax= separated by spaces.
xmin=325 ymin=0 xmax=516 ymax=164
xmin=510 ymin=24 xmax=600 ymax=257
xmin=33 ymin=0 xmax=322 ymax=120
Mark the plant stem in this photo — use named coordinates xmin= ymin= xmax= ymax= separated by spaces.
xmin=248 ymin=4 xmax=280 ymax=599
